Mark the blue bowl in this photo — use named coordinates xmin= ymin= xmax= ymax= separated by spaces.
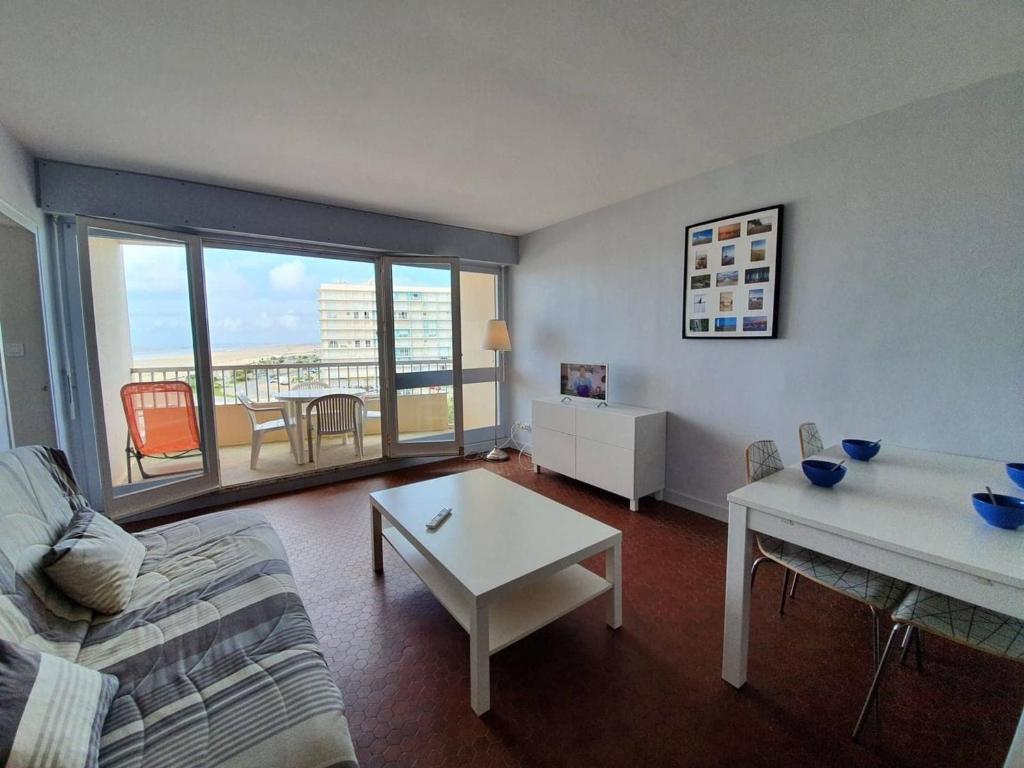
xmin=842 ymin=439 xmax=881 ymax=461
xmin=1007 ymin=463 xmax=1024 ymax=490
xmin=802 ymin=459 xmax=847 ymax=488
xmin=972 ymin=492 xmax=1024 ymax=530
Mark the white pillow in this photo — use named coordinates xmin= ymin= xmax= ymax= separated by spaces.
xmin=42 ymin=507 xmax=146 ymax=614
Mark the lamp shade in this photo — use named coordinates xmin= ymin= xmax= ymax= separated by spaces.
xmin=482 ymin=319 xmax=512 ymax=352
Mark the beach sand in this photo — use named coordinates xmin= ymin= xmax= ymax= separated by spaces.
xmin=133 ymin=343 xmax=319 ymax=368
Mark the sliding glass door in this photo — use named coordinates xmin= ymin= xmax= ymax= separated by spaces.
xmin=380 ymin=256 xmax=463 ymax=457
xmin=76 ymin=219 xmax=219 ymax=518
xmin=73 ymin=218 xmax=486 ymax=514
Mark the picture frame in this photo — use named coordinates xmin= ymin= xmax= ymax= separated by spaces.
xmin=683 ymin=204 xmax=783 ymax=339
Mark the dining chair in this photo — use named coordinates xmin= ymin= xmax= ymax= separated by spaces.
xmin=790 ymin=422 xmax=825 ymax=599
xmin=853 ymin=587 xmax=1024 ymax=741
xmin=745 ymin=440 xmax=909 ymax=675
xmin=237 ymin=394 xmax=297 ymax=469
xmin=306 ymin=394 xmax=364 ymax=466
xmin=799 ymin=422 xmax=824 ymax=459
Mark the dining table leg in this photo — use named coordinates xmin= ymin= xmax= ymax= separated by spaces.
xmin=290 ymin=401 xmax=306 ymax=464
xmin=722 ymin=501 xmax=753 ymax=689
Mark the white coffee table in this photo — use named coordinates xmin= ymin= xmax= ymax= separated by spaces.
xmin=370 ymin=468 xmax=623 ymax=715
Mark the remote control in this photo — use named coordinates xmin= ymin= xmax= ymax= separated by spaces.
xmin=426 ymin=507 xmax=452 ymax=531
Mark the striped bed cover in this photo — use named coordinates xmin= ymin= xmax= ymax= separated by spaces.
xmin=0 ymin=446 xmax=359 ymax=768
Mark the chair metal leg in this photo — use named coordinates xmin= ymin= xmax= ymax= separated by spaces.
xmin=912 ymin=626 xmax=923 ymax=670
xmin=899 ymin=626 xmax=914 ymax=666
xmin=789 ymin=573 xmax=800 ymax=599
xmin=750 ymin=556 xmax=770 ymax=589
xmin=779 ymin=569 xmax=791 ymax=616
xmin=869 ymin=606 xmax=881 ymax=728
xmin=853 ymin=623 xmax=904 ymax=742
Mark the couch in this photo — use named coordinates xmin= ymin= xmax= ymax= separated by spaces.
xmin=0 ymin=445 xmax=359 ymax=768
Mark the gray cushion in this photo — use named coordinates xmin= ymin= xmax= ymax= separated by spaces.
xmin=43 ymin=509 xmax=146 ymax=614
xmin=0 ymin=638 xmax=118 ymax=768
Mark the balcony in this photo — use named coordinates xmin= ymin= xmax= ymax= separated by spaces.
xmin=122 ymin=359 xmax=492 ymax=488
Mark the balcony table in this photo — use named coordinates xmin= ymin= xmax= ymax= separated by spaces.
xmin=722 ymin=444 xmax=1023 ymax=764
xmin=274 ymin=388 xmax=368 ymax=464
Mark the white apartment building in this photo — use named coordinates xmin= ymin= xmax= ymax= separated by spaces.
xmin=318 ymin=281 xmax=452 ymax=363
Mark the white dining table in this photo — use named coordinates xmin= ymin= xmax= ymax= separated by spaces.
xmin=274 ymin=388 xmax=367 ymax=464
xmin=722 ymin=444 xmax=1024 ymax=765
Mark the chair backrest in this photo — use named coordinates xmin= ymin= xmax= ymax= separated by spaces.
xmin=745 ymin=439 xmax=784 ymax=483
xmin=798 ymin=422 xmax=824 ymax=459
xmin=120 ymin=381 xmax=201 ymax=456
xmin=307 ymin=394 xmax=361 ymax=436
xmin=236 ymin=393 xmax=263 ymax=429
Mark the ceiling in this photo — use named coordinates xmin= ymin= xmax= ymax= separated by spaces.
xmin=1 ymin=2 xmax=1022 ymax=235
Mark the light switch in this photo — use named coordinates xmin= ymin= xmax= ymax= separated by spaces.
xmin=4 ymin=342 xmax=25 ymax=358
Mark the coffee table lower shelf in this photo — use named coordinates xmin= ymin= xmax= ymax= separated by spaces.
xmin=382 ymin=526 xmax=612 ymax=654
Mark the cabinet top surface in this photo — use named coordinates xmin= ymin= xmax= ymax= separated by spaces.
xmin=533 ymin=396 xmax=665 ymax=416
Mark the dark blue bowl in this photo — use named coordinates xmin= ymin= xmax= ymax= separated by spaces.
xmin=842 ymin=439 xmax=881 ymax=461
xmin=802 ymin=459 xmax=847 ymax=488
xmin=1007 ymin=463 xmax=1024 ymax=490
xmin=972 ymin=492 xmax=1024 ymax=530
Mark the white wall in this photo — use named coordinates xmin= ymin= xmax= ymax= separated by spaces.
xmin=87 ymin=239 xmax=134 ymax=485
xmin=511 ymin=71 xmax=1024 ymax=519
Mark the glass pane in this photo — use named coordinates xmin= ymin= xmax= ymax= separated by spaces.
xmin=463 ymin=381 xmax=496 ymax=432
xmin=459 ymin=271 xmax=497 ymax=369
xmin=391 ymin=263 xmax=455 ymax=445
xmin=203 ymin=246 xmax=382 ymax=484
xmin=87 ymin=229 xmax=204 ymax=491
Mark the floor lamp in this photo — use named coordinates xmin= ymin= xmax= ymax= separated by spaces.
xmin=482 ymin=319 xmax=511 ymax=461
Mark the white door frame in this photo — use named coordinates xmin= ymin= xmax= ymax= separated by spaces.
xmin=0 ymin=197 xmax=66 ymax=451
xmin=379 ymin=255 xmax=464 ymax=458
xmin=76 ymin=217 xmax=221 ymax=517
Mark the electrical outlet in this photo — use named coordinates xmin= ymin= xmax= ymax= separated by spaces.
xmin=513 ymin=422 xmax=531 ymax=432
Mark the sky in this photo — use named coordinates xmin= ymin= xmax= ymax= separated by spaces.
xmin=123 ymin=245 xmax=449 ymax=354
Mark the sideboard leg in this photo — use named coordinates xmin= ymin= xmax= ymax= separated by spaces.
xmin=629 ymin=498 xmax=639 ymax=512
xmin=533 ymin=464 xmax=541 ymax=474
xmin=654 ymin=489 xmax=664 ymax=501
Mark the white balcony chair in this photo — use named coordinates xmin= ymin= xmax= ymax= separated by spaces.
xmin=237 ymin=394 xmax=298 ymax=469
xmin=306 ymin=394 xmax=364 ymax=466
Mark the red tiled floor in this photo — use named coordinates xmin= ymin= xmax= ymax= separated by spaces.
xmin=139 ymin=459 xmax=1024 ymax=767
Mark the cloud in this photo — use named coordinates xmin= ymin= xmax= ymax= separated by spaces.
xmin=278 ymin=312 xmax=300 ymax=330
xmin=122 ymin=245 xmax=188 ymax=294
xmin=269 ymin=260 xmax=307 ymax=292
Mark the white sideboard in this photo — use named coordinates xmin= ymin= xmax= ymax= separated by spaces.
xmin=531 ymin=397 xmax=666 ymax=511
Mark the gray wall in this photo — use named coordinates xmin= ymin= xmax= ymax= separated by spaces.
xmin=0 ymin=121 xmax=61 ymax=453
xmin=510 ymin=71 xmax=1024 ymax=520
xmin=0 ymin=120 xmax=39 ymax=226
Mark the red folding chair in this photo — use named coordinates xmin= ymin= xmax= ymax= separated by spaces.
xmin=120 ymin=381 xmax=202 ymax=482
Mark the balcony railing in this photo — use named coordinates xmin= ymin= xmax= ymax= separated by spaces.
xmin=130 ymin=359 xmax=451 ymax=406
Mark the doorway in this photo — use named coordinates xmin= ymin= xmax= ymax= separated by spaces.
xmin=0 ymin=211 xmax=57 ymax=448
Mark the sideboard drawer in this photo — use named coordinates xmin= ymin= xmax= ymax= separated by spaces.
xmin=533 ymin=426 xmax=576 ymax=478
xmin=533 ymin=399 xmax=575 ymax=435
xmin=575 ymin=408 xmax=635 ymax=450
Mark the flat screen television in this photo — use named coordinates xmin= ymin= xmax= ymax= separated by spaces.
xmin=560 ymin=363 xmax=608 ymax=401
